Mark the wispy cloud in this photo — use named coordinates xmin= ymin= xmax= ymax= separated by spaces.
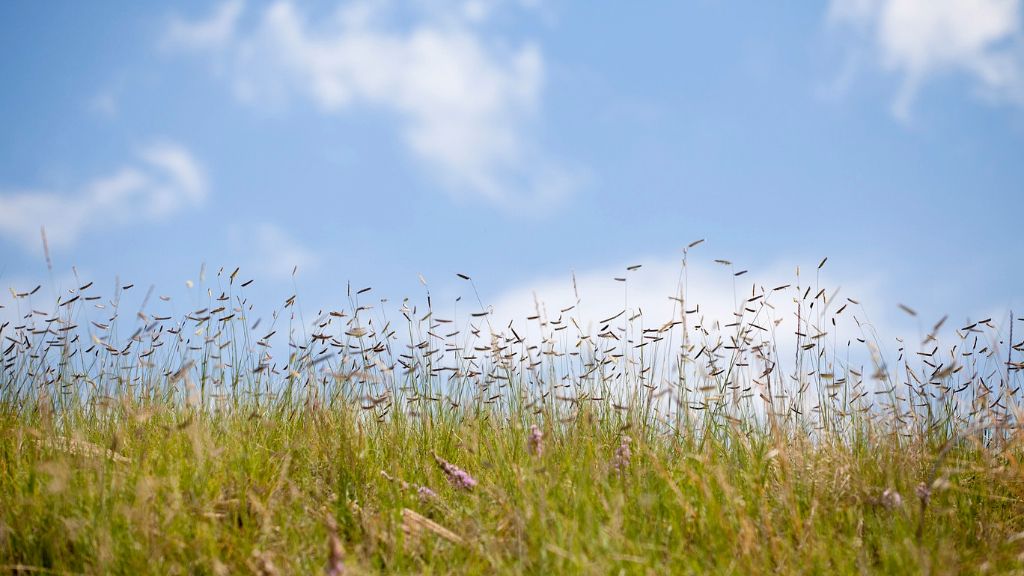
xmin=0 ymin=142 xmax=206 ymax=253
xmin=828 ymin=0 xmax=1024 ymax=119
xmin=164 ymin=0 xmax=245 ymax=51
xmin=165 ymin=0 xmax=576 ymax=207
xmin=88 ymin=90 xmax=119 ymax=118
xmin=230 ymin=222 xmax=319 ymax=280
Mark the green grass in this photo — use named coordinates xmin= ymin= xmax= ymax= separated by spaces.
xmin=2 ymin=405 xmax=1022 ymax=574
xmin=1 ymin=261 xmax=1022 ymax=574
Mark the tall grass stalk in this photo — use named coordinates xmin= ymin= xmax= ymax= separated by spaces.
xmin=0 ymin=257 xmax=1022 ymax=574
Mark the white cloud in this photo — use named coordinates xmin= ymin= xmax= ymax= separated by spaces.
xmin=165 ymin=0 xmax=574 ymax=207
xmin=0 ymin=142 xmax=206 ymax=253
xmin=829 ymin=0 xmax=1024 ymax=119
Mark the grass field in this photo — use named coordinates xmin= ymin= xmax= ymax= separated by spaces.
xmin=1 ymin=259 xmax=1022 ymax=574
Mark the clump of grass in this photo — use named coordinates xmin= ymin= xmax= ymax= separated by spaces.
xmin=0 ymin=255 xmax=1022 ymax=574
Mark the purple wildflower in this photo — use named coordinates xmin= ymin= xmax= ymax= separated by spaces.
xmin=528 ymin=424 xmax=544 ymax=457
xmin=434 ymin=453 xmax=478 ymax=490
xmin=613 ymin=436 xmax=632 ymax=472
xmin=417 ymin=485 xmax=438 ymax=501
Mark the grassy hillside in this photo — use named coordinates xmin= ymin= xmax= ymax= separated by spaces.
xmin=1 ymin=263 xmax=1022 ymax=574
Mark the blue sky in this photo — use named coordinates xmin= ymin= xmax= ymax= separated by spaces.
xmin=1 ymin=0 xmax=1022 ymax=344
